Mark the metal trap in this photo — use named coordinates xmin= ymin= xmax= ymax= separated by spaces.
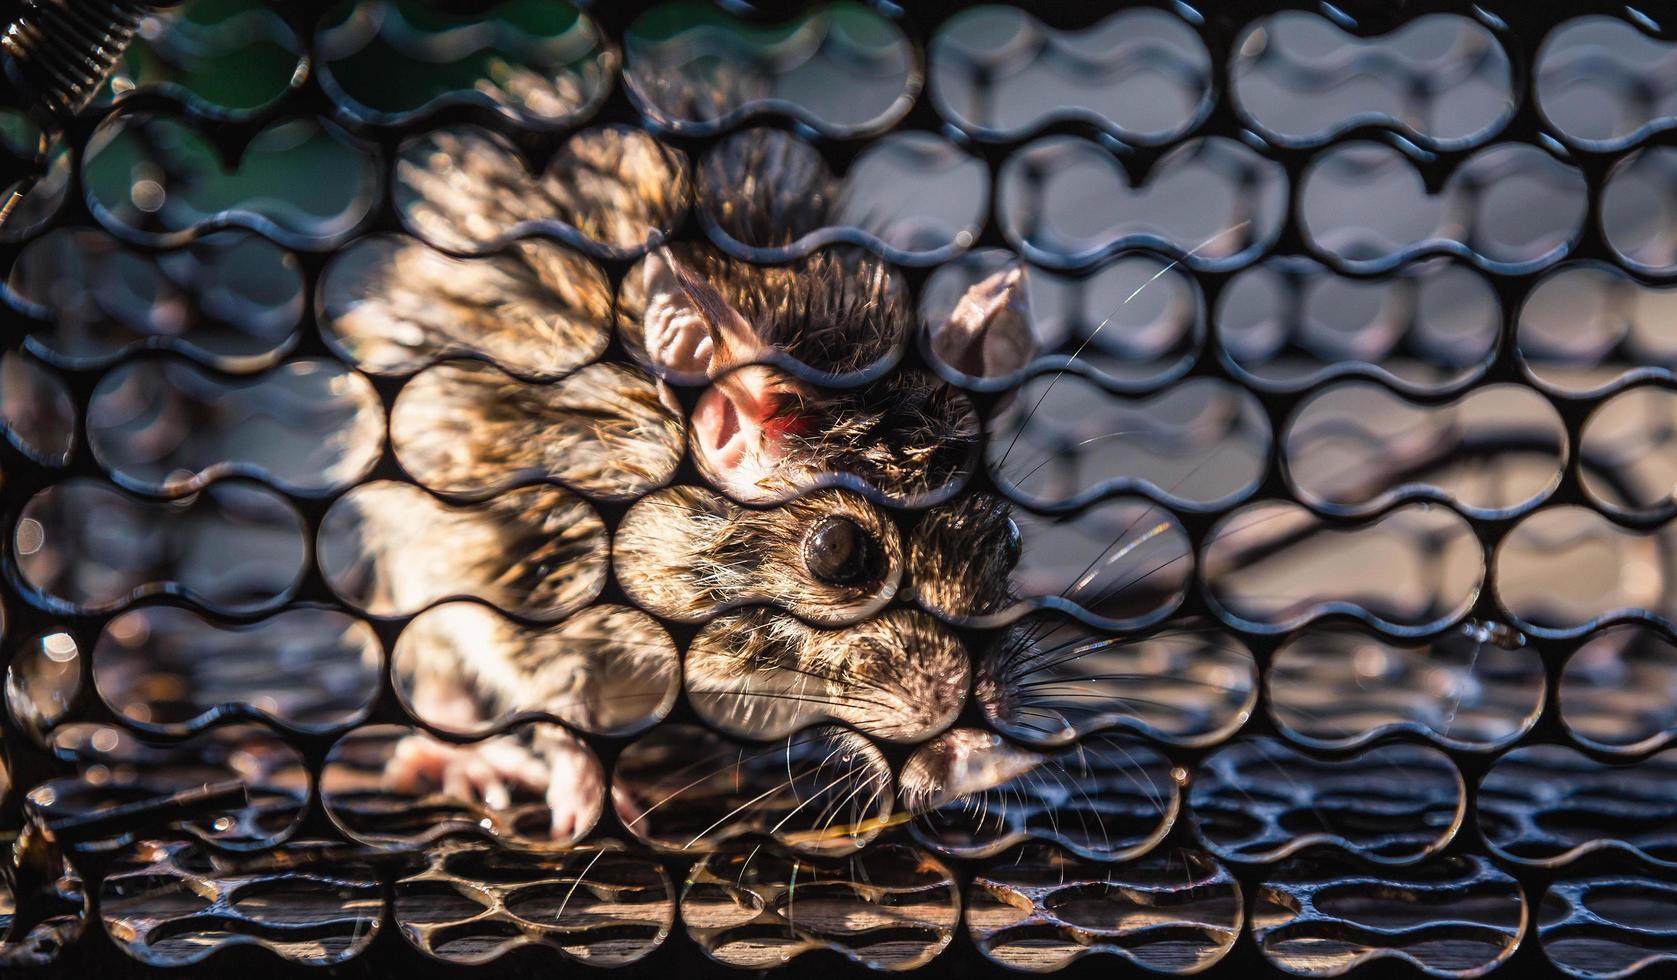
xmin=0 ymin=0 xmax=1671 ymax=977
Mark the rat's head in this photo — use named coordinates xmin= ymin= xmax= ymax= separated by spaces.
xmin=621 ymin=250 xmax=1040 ymax=743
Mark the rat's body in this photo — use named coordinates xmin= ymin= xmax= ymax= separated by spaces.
xmin=350 ymin=130 xmax=1041 ymax=841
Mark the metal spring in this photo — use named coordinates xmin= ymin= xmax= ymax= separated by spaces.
xmin=0 ymin=0 xmax=152 ymax=119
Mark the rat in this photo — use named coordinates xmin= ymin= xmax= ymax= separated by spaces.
xmin=351 ymin=130 xmax=1044 ymax=842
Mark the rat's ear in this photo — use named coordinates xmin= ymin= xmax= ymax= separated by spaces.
xmin=642 ymin=248 xmax=761 ymax=378
xmin=690 ymin=365 xmax=812 ymax=500
xmin=930 ymin=264 xmax=1039 ymax=379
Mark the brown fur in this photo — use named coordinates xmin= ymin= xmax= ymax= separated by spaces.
xmin=620 ymin=243 xmax=910 ymax=379
xmin=624 ymin=42 xmax=772 ymax=127
xmin=392 ymin=360 xmax=684 ymax=500
xmin=326 ymin=236 xmax=613 ymax=378
xmin=393 ymin=603 xmax=678 ymax=736
xmin=613 ymin=485 xmax=903 ymax=625
xmin=698 ymin=128 xmax=837 ymax=246
xmin=907 ymin=492 xmax=1022 ymax=618
xmin=397 ymin=125 xmax=690 ymax=251
xmin=686 ymin=607 xmax=968 ymax=740
xmin=330 ymin=482 xmax=607 ymax=620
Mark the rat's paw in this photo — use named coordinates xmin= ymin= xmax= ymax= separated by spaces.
xmin=543 ymin=735 xmax=605 ymax=842
xmin=385 ymin=733 xmax=551 ymax=814
xmin=406 ymin=672 xmax=485 ymax=731
xmin=384 ymin=732 xmax=459 ymax=795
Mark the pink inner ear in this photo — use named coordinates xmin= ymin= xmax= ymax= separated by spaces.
xmin=692 ymin=367 xmax=808 ymax=494
xmin=932 ymin=264 xmax=1040 ymax=378
xmin=709 ymin=393 xmax=740 ymax=451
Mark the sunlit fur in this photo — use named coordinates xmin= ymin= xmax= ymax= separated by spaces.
xmin=908 ymin=492 xmax=1022 ymax=618
xmin=338 ymin=483 xmax=607 ymax=619
xmin=699 ymin=128 xmax=837 ymax=246
xmin=398 ymin=125 xmax=689 ymax=250
xmin=330 ymin=237 xmax=612 ymax=376
xmin=392 ymin=360 xmax=685 ymax=499
xmin=686 ymin=608 xmax=969 ymax=740
xmin=394 ymin=603 xmax=676 ymax=736
xmin=473 ymin=57 xmax=599 ymax=121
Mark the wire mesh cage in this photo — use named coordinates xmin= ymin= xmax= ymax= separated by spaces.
xmin=0 ymin=0 xmax=1673 ymax=977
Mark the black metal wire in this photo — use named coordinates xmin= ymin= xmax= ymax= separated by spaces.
xmin=0 ymin=0 xmax=1673 ymax=976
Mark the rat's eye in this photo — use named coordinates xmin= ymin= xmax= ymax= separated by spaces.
xmin=803 ymin=515 xmax=880 ymax=587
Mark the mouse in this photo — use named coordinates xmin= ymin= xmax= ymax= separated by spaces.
xmin=350 ymin=131 xmax=1046 ymax=843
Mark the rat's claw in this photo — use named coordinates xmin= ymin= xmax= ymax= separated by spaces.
xmin=542 ymin=735 xmax=605 ymax=842
xmin=612 ymin=785 xmax=648 ymax=831
xmin=479 ymin=738 xmax=552 ymax=790
xmin=440 ymin=749 xmax=476 ymax=801
xmin=385 ymin=733 xmax=458 ymax=795
xmin=385 ymin=733 xmax=567 ymax=829
xmin=458 ymin=754 xmax=507 ymax=810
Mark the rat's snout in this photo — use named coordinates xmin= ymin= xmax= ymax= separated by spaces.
xmin=900 ymin=728 xmax=1043 ymax=814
